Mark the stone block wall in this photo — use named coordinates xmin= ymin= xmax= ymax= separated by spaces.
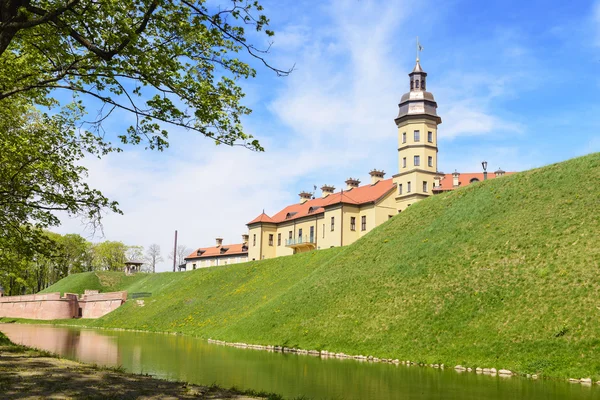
xmin=0 ymin=291 xmax=127 ymax=320
xmin=0 ymin=293 xmax=75 ymax=320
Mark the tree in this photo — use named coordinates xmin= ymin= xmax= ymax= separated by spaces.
xmin=0 ymin=0 xmax=290 ymax=151
xmin=93 ymin=241 xmax=128 ymax=271
xmin=145 ymin=244 xmax=163 ymax=273
xmin=0 ymin=1 xmax=288 ymax=263
xmin=168 ymin=245 xmax=192 ymax=269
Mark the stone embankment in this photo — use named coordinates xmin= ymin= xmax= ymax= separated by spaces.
xmin=207 ymin=339 xmax=598 ymax=386
xmin=0 ymin=290 xmax=127 ymax=320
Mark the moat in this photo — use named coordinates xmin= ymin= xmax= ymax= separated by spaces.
xmin=1 ymin=323 xmax=597 ymax=400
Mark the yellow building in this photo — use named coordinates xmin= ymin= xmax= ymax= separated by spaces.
xmin=244 ymin=56 xmax=513 ymax=261
xmin=247 ymin=172 xmax=397 ymax=261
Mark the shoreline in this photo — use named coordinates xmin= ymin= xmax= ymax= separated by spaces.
xmin=0 ymin=329 xmax=288 ymax=400
xmin=2 ymin=318 xmax=599 ymax=387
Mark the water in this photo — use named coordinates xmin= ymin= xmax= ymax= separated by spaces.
xmin=1 ymin=323 xmax=597 ymax=400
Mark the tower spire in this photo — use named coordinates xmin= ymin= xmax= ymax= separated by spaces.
xmin=416 ymin=37 xmax=423 ymax=62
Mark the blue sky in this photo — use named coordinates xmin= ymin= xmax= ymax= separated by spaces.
xmin=56 ymin=0 xmax=600 ymax=271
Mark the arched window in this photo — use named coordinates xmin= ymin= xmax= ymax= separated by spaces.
xmin=415 ymin=80 xmax=420 ymax=88
xmin=410 ymin=80 xmax=414 ymax=89
xmin=469 ymin=178 xmax=480 ymax=184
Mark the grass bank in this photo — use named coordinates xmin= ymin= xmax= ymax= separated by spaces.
xmin=0 ymin=330 xmax=288 ymax=399
xmin=26 ymin=153 xmax=600 ymax=381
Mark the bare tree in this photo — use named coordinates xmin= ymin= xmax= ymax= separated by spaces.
xmin=145 ymin=244 xmax=163 ymax=274
xmin=168 ymin=245 xmax=191 ymax=269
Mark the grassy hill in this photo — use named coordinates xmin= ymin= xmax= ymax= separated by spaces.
xmin=36 ymin=153 xmax=600 ymax=379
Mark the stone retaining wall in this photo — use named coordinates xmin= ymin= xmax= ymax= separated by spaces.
xmin=0 ymin=291 xmax=127 ymax=320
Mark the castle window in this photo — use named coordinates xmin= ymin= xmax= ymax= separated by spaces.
xmin=323 ymin=224 xmax=325 ymax=238
xmin=289 ymin=231 xmax=292 ymax=240
xmin=414 ymin=130 xmax=420 ymax=142
xmin=402 ymin=132 xmax=406 ymax=143
xmin=428 ymin=156 xmax=433 ymax=167
xmin=331 ymin=216 xmax=335 ymax=231
xmin=298 ymin=228 xmax=303 ymax=240
xmin=403 ymin=157 xmax=407 ymax=168
xmin=414 ymin=155 xmax=420 ymax=166
xmin=253 ymin=234 xmax=256 ymax=246
xmin=428 ymin=131 xmax=433 ymax=142
xmin=415 ymin=80 xmax=420 ymax=88
xmin=470 ymin=178 xmax=480 ymax=184
xmin=277 ymin=233 xmax=281 ymax=246
xmin=399 ymin=183 xmax=403 ymax=194
xmin=193 ymin=263 xmax=196 ymax=270
xmin=361 ymin=216 xmax=367 ymax=231
xmin=410 ymin=81 xmax=414 ymax=89
xmin=407 ymin=181 xmax=412 ymax=193
xmin=422 ymin=79 xmax=426 ymax=90
xmin=350 ymin=217 xmax=356 ymax=231
xmin=269 ymin=234 xmax=273 ymax=246
xmin=423 ymin=181 xmax=428 ymax=193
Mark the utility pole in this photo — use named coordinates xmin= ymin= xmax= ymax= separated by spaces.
xmin=172 ymin=230 xmax=178 ymax=272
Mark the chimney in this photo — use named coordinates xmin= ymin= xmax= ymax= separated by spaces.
xmin=452 ymin=170 xmax=460 ymax=187
xmin=241 ymin=234 xmax=249 ymax=244
xmin=495 ymin=168 xmax=505 ymax=177
xmin=369 ymin=169 xmax=385 ymax=185
xmin=321 ymin=185 xmax=335 ymax=198
xmin=345 ymin=178 xmax=360 ymax=190
xmin=299 ymin=191 xmax=312 ymax=204
xmin=215 ymin=237 xmax=223 ymax=247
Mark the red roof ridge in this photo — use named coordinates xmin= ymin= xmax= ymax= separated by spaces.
xmin=185 ymin=242 xmax=248 ymax=260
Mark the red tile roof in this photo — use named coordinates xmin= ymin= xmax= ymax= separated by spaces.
xmin=247 ymin=212 xmax=275 ymax=224
xmin=433 ymin=172 xmax=514 ymax=191
xmin=185 ymin=243 xmax=248 ymax=260
xmin=247 ymin=179 xmax=396 ymax=225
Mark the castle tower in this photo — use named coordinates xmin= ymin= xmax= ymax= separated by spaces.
xmin=393 ymin=51 xmax=442 ymax=211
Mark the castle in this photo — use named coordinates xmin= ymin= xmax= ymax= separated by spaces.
xmin=184 ymin=56 xmax=511 ymax=268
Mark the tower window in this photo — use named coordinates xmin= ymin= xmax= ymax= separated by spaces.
xmin=423 ymin=181 xmax=428 ymax=193
xmin=428 ymin=131 xmax=433 ymax=142
xmin=414 ymin=130 xmax=420 ymax=142
xmin=399 ymin=184 xmax=403 ymax=194
xmin=253 ymin=234 xmax=256 ymax=246
xmin=361 ymin=216 xmax=367 ymax=231
xmin=410 ymin=81 xmax=414 ymax=89
xmin=415 ymin=80 xmax=420 ymax=88
xmin=428 ymin=156 xmax=433 ymax=167
xmin=407 ymin=181 xmax=412 ymax=193
xmin=414 ymin=155 xmax=420 ymax=166
xmin=402 ymin=132 xmax=406 ymax=143
xmin=350 ymin=217 xmax=356 ymax=231
xmin=422 ymin=79 xmax=426 ymax=90
xmin=403 ymin=157 xmax=407 ymax=168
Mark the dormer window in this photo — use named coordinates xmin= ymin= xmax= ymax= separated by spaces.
xmin=196 ymin=250 xmax=205 ymax=256
xmin=308 ymin=207 xmax=316 ymax=214
xmin=285 ymin=212 xmax=297 ymax=219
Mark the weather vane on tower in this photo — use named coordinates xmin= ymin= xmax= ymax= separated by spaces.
xmin=416 ymin=36 xmax=423 ymax=62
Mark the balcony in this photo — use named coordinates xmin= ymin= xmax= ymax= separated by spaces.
xmin=285 ymin=235 xmax=317 ymax=252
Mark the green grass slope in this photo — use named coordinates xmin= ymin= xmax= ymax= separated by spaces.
xmin=41 ymin=271 xmax=145 ymax=295
xmin=38 ymin=153 xmax=600 ymax=379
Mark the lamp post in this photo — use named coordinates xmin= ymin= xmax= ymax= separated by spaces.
xmin=482 ymin=161 xmax=488 ymax=180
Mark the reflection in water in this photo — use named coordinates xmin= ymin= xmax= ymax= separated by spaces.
xmin=1 ymin=323 xmax=598 ymax=400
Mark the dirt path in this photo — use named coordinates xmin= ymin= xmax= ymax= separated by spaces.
xmin=0 ymin=345 xmax=266 ymax=400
